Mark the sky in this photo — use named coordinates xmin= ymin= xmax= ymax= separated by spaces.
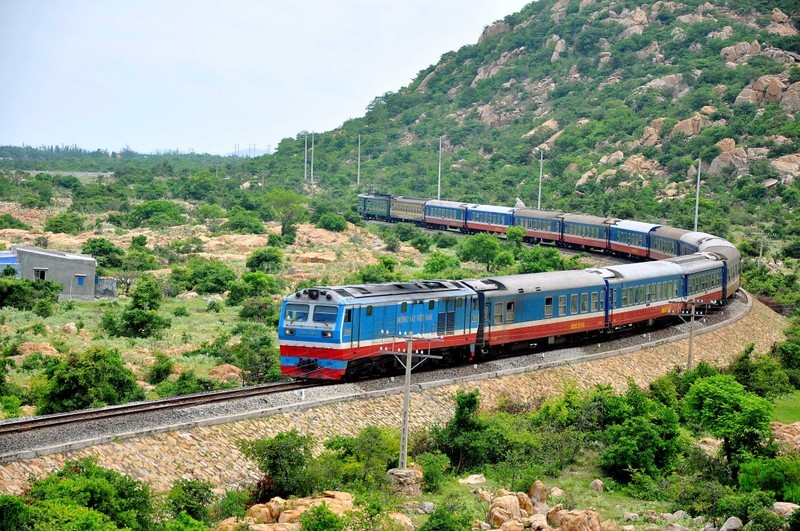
xmin=0 ymin=0 xmax=531 ymax=156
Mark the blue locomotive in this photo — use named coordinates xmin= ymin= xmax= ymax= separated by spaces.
xmin=277 ymin=194 xmax=740 ymax=380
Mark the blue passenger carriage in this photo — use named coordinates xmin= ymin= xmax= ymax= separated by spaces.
xmin=609 ymin=220 xmax=660 ymax=258
xmin=649 ymin=226 xmax=689 ymax=259
xmin=599 ymin=261 xmax=684 ymax=328
xmin=667 ymin=253 xmax=725 ymax=305
xmin=559 ymin=214 xmax=615 ymax=251
xmin=466 ymin=204 xmax=515 ymax=234
xmin=279 ymin=281 xmax=479 ymax=379
xmin=424 ymin=200 xmax=472 ymax=231
xmin=512 ymin=208 xmax=562 ymax=244
xmin=462 ymin=271 xmax=608 ymax=349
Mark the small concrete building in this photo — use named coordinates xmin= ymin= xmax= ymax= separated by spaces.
xmin=12 ymin=245 xmax=99 ymax=300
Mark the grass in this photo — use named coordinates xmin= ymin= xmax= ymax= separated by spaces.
xmin=774 ymin=390 xmax=800 ymax=423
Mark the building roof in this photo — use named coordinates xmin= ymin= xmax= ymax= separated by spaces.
xmin=13 ymin=245 xmax=96 ymax=265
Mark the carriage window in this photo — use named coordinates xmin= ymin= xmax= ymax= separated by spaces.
xmin=472 ymin=298 xmax=478 ymax=311
xmin=344 ymin=309 xmax=352 ymax=324
xmin=313 ymin=305 xmax=339 ymax=323
xmin=570 ymin=294 xmax=578 ymax=314
xmin=559 ymin=295 xmax=567 ymax=316
xmin=457 ymin=298 xmax=463 ymax=308
xmin=429 ymin=300 xmax=435 ymax=310
xmin=591 ymin=292 xmax=598 ymax=311
xmin=401 ymin=302 xmax=408 ymax=313
xmin=506 ymin=302 xmax=515 ymax=323
xmin=366 ymin=305 xmax=373 ymax=317
xmin=622 ymin=289 xmax=628 ymax=307
xmin=638 ymin=286 xmax=645 ymax=303
xmin=494 ymin=303 xmax=503 ymax=325
xmin=285 ymin=303 xmax=309 ymax=322
xmin=581 ymin=293 xmax=588 ymax=313
xmin=545 ymin=297 xmax=553 ymax=318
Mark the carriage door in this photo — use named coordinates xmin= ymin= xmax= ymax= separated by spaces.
xmin=350 ymin=306 xmax=361 ymax=348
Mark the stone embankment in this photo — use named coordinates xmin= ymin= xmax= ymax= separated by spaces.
xmin=0 ymin=300 xmax=789 ymax=496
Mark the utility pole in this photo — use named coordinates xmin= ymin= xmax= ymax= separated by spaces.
xmin=437 ymin=137 xmax=442 ymax=200
xmin=357 ymin=134 xmax=361 ymax=187
xmin=537 ymin=151 xmax=543 ymax=210
xmin=304 ymin=133 xmax=308 ymax=180
xmin=310 ymin=132 xmax=315 ymax=195
xmin=694 ymin=158 xmax=701 ymax=232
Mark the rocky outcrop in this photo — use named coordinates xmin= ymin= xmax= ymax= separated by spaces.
xmin=769 ymin=154 xmax=800 ymax=185
xmin=551 ymin=36 xmax=566 ymax=63
xmin=774 ymin=501 xmax=800 ymax=517
xmin=621 ymin=154 xmax=664 ymax=177
xmin=605 ymin=7 xmax=650 ymax=39
xmin=600 ymin=151 xmax=624 ymax=166
xmin=766 ymin=8 xmax=797 ymax=36
xmin=559 ymin=509 xmax=602 ymax=531
xmin=708 ymin=138 xmax=748 ymax=176
xmin=635 ymin=41 xmax=663 ymax=63
xmin=639 ymin=73 xmax=688 ymax=99
xmin=472 ymin=47 xmax=526 ymax=86
xmin=641 ymin=117 xmax=665 ymax=147
xmin=721 ymin=40 xmax=761 ymax=64
xmin=670 ymin=112 xmax=711 ymax=138
xmin=523 ymin=118 xmax=560 ymax=138
xmin=478 ymin=21 xmax=511 ymax=44
xmin=708 ymin=26 xmax=733 ymax=40
xmin=734 ymin=76 xmax=800 ymax=112
xmin=388 ymin=468 xmax=422 ymax=497
xmin=772 ymin=421 xmax=800 ymax=450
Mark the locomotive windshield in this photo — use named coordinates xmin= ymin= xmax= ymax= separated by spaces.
xmin=313 ymin=305 xmax=338 ymax=323
xmin=284 ymin=303 xmax=309 ymax=322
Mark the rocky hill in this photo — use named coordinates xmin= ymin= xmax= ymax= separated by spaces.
xmin=254 ymin=0 xmax=799 ymax=242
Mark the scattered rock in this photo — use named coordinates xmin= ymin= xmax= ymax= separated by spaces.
xmin=624 ymin=512 xmax=639 ymax=521
xmin=459 ymin=473 xmax=486 ymax=484
xmin=708 ymin=26 xmax=733 ymax=40
xmin=551 ymin=36 xmax=566 ymax=63
xmin=560 ymin=508 xmax=602 ymax=531
xmin=773 ymin=501 xmax=800 ymax=516
xmin=767 ymin=8 xmax=798 ymax=36
xmin=60 ymin=322 xmax=78 ymax=334
xmin=208 ymin=364 xmax=243 ymax=383
xmin=489 ymin=495 xmax=522 ymax=528
xmin=782 ymin=82 xmax=800 ymax=112
xmin=708 ymin=139 xmax=748 ymax=176
xmin=176 ymin=291 xmax=199 ymax=301
xmin=547 ymin=503 xmax=564 ymax=527
xmin=478 ymin=21 xmax=511 ymax=44
xmin=550 ymin=487 xmax=565 ymax=498
xmin=589 ymin=479 xmax=604 ymax=493
xmin=15 ymin=342 xmax=60 ymax=358
xmin=671 ymin=112 xmax=711 ymax=137
xmin=529 ymin=481 xmax=549 ymax=504
xmin=720 ymin=516 xmax=743 ymax=531
xmin=387 ymin=511 xmax=414 ymax=530
xmin=600 ymin=151 xmax=624 ymax=165
xmin=601 ymin=519 xmax=617 ymax=530
xmin=523 ymin=118 xmax=560 ymax=138
xmin=500 ymin=519 xmax=525 ymax=531
xmin=664 ymin=524 xmax=690 ymax=531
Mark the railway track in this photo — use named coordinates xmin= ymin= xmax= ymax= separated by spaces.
xmin=0 ymin=381 xmax=318 ymax=436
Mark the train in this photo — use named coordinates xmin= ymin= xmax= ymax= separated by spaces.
xmin=277 ymin=193 xmax=741 ymax=380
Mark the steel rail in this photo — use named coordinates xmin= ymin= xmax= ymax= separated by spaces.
xmin=0 ymin=381 xmax=318 ymax=436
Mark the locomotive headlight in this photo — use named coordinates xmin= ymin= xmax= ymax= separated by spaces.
xmin=285 ymin=328 xmax=295 ymax=336
xmin=321 ymin=331 xmax=332 ymax=338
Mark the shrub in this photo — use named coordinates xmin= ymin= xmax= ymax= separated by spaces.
xmin=239 ymin=297 xmax=280 ymax=325
xmin=37 ymin=346 xmax=144 ymax=414
xmin=410 ymin=235 xmax=431 ymax=253
xmin=299 ymin=502 xmax=345 ymax=531
xmin=82 ymin=238 xmax=124 ymax=271
xmin=27 ymin=457 xmax=154 ymax=530
xmin=147 ymin=353 xmax=174 ymax=385
xmin=0 ymin=277 xmax=61 ymax=312
xmin=167 ymin=478 xmax=214 ymax=522
xmin=239 ymin=429 xmax=316 ymax=498
xmin=33 ymin=298 xmax=53 ymax=318
xmin=173 ymin=305 xmax=190 ymax=317
xmin=316 ymin=213 xmax=348 ymax=232
xmin=418 ymin=499 xmax=476 ymax=531
xmin=384 ymin=233 xmax=401 ymax=252
xmin=156 ymin=370 xmax=226 ymax=397
xmin=416 ymin=451 xmax=450 ymax=493
xmin=424 ymin=252 xmax=461 ymax=274
xmin=0 ymin=214 xmax=30 ymax=230
xmin=122 ymin=249 xmax=159 ymax=271
xmin=220 ymin=207 xmax=265 ymax=234
xmin=431 ymin=232 xmax=458 ymax=248
xmin=172 ymin=259 xmax=237 ymax=294
xmin=394 ymin=223 xmax=421 ymax=241
xmin=246 ymin=247 xmax=284 ymax=273
xmin=206 ymin=300 xmax=222 ymax=313
xmin=44 ymin=211 xmax=84 ymax=234
xmin=127 ymin=200 xmax=185 ymax=228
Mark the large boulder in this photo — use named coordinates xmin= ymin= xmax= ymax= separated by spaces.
xmin=708 ymin=139 xmax=748 ymax=176
xmin=589 ymin=479 xmax=604 ymax=493
xmin=753 ymin=75 xmax=787 ymax=104
xmin=767 ymin=8 xmax=798 ymax=36
xmin=547 ymin=503 xmax=564 ymax=527
xmin=774 ymin=501 xmax=800 ymax=517
xmin=671 ymin=113 xmax=710 ymax=137
xmin=559 ymin=509 xmax=602 ymax=531
xmin=489 ymin=495 xmax=522 ymax=528
xmin=782 ymin=82 xmax=800 ymax=112
xmin=529 ymin=480 xmax=548 ymax=504
xmin=720 ymin=516 xmax=743 ymax=531
xmin=516 ymin=492 xmax=534 ymax=516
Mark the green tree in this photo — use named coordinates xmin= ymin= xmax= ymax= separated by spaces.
xmin=44 ymin=211 xmax=84 ymax=234
xmin=324 ymin=426 xmax=399 ymax=488
xmin=683 ymin=375 xmax=775 ymax=468
xmin=416 ymin=451 xmax=451 ymax=493
xmin=299 ymin=502 xmax=345 ymax=531
xmin=147 ymin=352 xmax=174 ymax=384
xmin=0 ymin=214 xmax=30 ymax=230
xmin=239 ymin=429 xmax=316 ymax=498
xmin=220 ymin=207 xmax=265 ymax=234
xmin=506 ymin=225 xmax=526 ymax=250
xmin=82 ymin=238 xmax=124 ymax=272
xmin=38 ymin=346 xmax=145 ymax=414
xmin=266 ymin=189 xmax=307 ymax=237
xmin=122 ymin=248 xmax=159 ymax=271
xmin=424 ymin=252 xmax=461 ymax=274
xmin=316 ymin=212 xmax=348 ymax=232
xmin=458 ymin=233 xmax=501 ymax=271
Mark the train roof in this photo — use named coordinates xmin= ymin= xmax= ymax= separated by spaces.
xmin=664 ymin=252 xmax=722 ymax=273
xmin=611 ymin=220 xmax=661 ymax=232
xmin=594 ymin=261 xmax=684 ymax=281
xmin=358 ymin=193 xmax=391 ymax=199
xmin=560 ymin=213 xmax=617 ymax=225
xmin=679 ymin=231 xmax=717 ymax=246
xmin=462 ymin=270 xmax=607 ymax=294
xmin=651 ymin=225 xmax=690 ymax=238
xmin=425 ymin=199 xmax=476 ymax=209
xmin=467 ymin=204 xmax=515 ymax=214
xmin=514 ymin=208 xmax=563 ymax=219
xmin=392 ymin=196 xmax=428 ymax=204
xmin=291 ymin=280 xmax=475 ymax=304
